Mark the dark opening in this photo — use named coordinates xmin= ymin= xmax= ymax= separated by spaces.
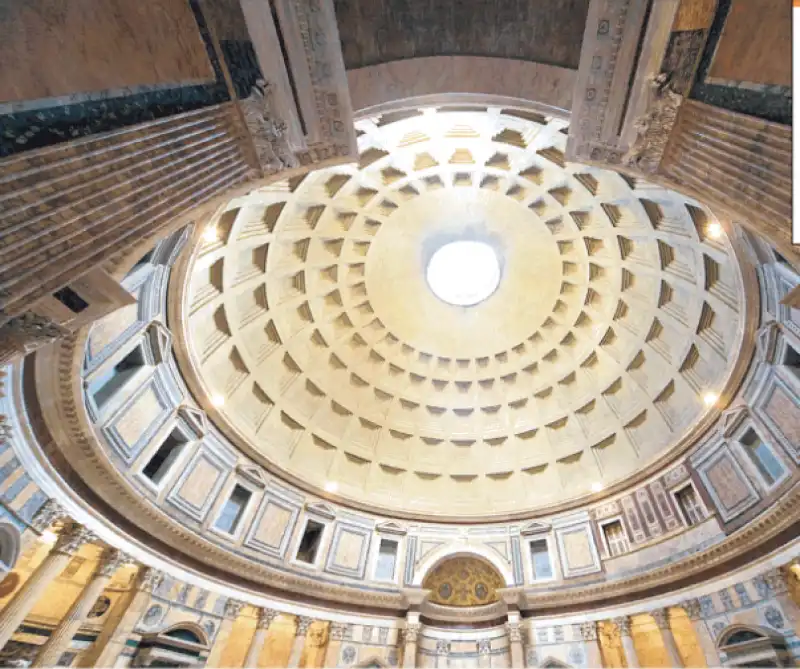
xmin=53 ymin=286 xmax=89 ymax=313
xmin=142 ymin=431 xmax=187 ymax=484
xmin=214 ymin=485 xmax=252 ymax=535
xmin=783 ymin=344 xmax=800 ymax=376
xmin=296 ymin=519 xmax=325 ymax=563
xmin=164 ymin=627 xmax=202 ymax=644
xmin=90 ymin=345 xmax=146 ymax=407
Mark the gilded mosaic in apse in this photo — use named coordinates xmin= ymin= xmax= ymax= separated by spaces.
xmin=422 ymin=556 xmax=505 ymax=607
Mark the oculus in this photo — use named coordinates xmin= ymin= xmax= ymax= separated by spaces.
xmin=426 ymin=240 xmax=500 ymax=306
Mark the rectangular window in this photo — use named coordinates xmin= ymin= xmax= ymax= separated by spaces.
xmin=602 ymin=520 xmax=629 ymax=557
xmin=674 ymin=484 xmax=705 ymax=526
xmin=783 ymin=344 xmax=800 ymax=379
xmin=529 ymin=539 xmax=553 ymax=580
xmin=214 ymin=485 xmax=252 ymax=535
xmin=295 ymin=519 xmax=325 ymax=564
xmin=53 ymin=286 xmax=89 ymax=313
xmin=374 ymin=539 xmax=398 ymax=580
xmin=142 ymin=430 xmax=186 ymax=485
xmin=89 ymin=345 xmax=146 ymax=407
xmin=741 ymin=429 xmax=785 ymax=485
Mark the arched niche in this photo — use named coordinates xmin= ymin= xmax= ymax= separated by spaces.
xmin=132 ymin=622 xmax=210 ymax=668
xmin=0 ymin=522 xmax=21 ymax=576
xmin=421 ymin=554 xmax=506 ymax=608
xmin=716 ymin=624 xmax=793 ymax=668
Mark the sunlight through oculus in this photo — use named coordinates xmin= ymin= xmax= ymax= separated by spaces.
xmin=426 ymin=241 xmax=501 ymax=306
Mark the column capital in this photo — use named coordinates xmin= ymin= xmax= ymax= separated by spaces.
xmin=612 ymin=616 xmax=632 ymax=637
xmin=679 ymin=598 xmax=702 ymax=620
xmin=330 ymin=621 xmax=349 ymax=641
xmin=650 ymin=608 xmax=670 ymax=629
xmin=223 ymin=598 xmax=245 ymax=620
xmin=477 ymin=639 xmax=491 ymax=655
xmin=404 ymin=622 xmax=421 ymax=643
xmin=96 ymin=549 xmax=131 ymax=577
xmin=505 ymin=620 xmax=522 ymax=644
xmin=257 ymin=608 xmax=280 ymax=629
xmin=435 ymin=639 xmax=449 ymax=656
xmin=762 ymin=566 xmax=790 ymax=595
xmin=54 ymin=524 xmax=96 ymax=556
xmin=30 ymin=499 xmax=69 ymax=533
xmin=579 ymin=621 xmax=598 ymax=641
xmin=136 ymin=567 xmax=165 ymax=593
xmin=295 ymin=615 xmax=314 ymax=636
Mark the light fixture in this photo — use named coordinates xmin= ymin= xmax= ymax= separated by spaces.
xmin=202 ymin=226 xmax=219 ymax=243
xmin=703 ymin=392 xmax=719 ymax=407
xmin=590 ymin=482 xmax=604 ymax=493
xmin=324 ymin=481 xmax=339 ymax=493
xmin=40 ymin=529 xmax=58 ymax=545
xmin=426 ymin=241 xmax=500 ymax=306
xmin=706 ymin=222 xmax=723 ymax=239
xmin=211 ymin=394 xmax=225 ymax=408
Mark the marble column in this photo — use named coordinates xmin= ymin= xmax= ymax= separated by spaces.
xmin=78 ymin=567 xmax=164 ymax=667
xmin=402 ymin=619 xmax=421 ymax=669
xmin=33 ymin=548 xmax=128 ymax=667
xmin=505 ymin=615 xmax=524 ymax=669
xmin=324 ymin=622 xmax=349 ymax=668
xmin=20 ymin=499 xmax=69 ymax=553
xmin=579 ymin=621 xmax=603 ymax=667
xmin=477 ymin=638 xmax=491 ymax=669
xmin=244 ymin=608 xmax=279 ymax=668
xmin=613 ymin=616 xmax=639 ymax=669
xmin=679 ymin=598 xmax=720 ymax=667
xmin=207 ymin=598 xmax=244 ymax=668
xmin=287 ymin=615 xmax=313 ymax=668
xmin=649 ymin=608 xmax=683 ymax=667
xmin=0 ymin=523 xmax=94 ymax=649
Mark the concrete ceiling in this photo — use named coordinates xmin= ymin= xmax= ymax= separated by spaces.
xmin=178 ymin=107 xmax=747 ymax=519
xmin=333 ymin=0 xmax=591 ymax=70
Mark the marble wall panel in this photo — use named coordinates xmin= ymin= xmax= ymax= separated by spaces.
xmin=0 ymin=0 xmax=215 ymax=104
xmin=244 ymin=496 xmax=299 ymax=558
xmin=696 ymin=447 xmax=760 ymax=522
xmin=325 ymin=523 xmax=371 ymax=579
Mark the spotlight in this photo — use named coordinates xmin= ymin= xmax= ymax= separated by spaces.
xmin=706 ymin=222 xmax=723 ymax=239
xmin=591 ymin=482 xmax=603 ymax=493
xmin=203 ymin=226 xmax=219 ymax=243
xmin=40 ymin=530 xmax=59 ymax=545
xmin=211 ymin=394 xmax=225 ymax=408
xmin=703 ymin=392 xmax=718 ymax=407
xmin=324 ymin=481 xmax=339 ymax=493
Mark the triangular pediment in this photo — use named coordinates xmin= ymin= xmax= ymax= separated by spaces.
xmin=178 ymin=405 xmax=208 ymax=438
xmin=305 ymin=501 xmax=336 ymax=520
xmin=719 ymin=405 xmax=749 ymax=439
xmin=376 ymin=521 xmax=407 ymax=536
xmin=756 ymin=321 xmax=780 ymax=363
xmin=147 ymin=321 xmax=173 ymax=364
xmin=521 ymin=521 xmax=551 ymax=535
xmin=236 ymin=465 xmax=267 ymax=488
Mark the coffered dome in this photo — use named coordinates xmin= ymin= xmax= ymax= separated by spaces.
xmin=174 ymin=107 xmax=748 ymax=519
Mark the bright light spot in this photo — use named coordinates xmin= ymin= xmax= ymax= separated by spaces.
xmin=591 ymin=482 xmax=604 ymax=493
xmin=426 ymin=241 xmax=500 ymax=306
xmin=324 ymin=481 xmax=339 ymax=493
xmin=40 ymin=530 xmax=58 ymax=545
xmin=211 ymin=394 xmax=225 ymax=408
xmin=703 ymin=392 xmax=719 ymax=407
xmin=203 ymin=226 xmax=219 ymax=243
xmin=706 ymin=222 xmax=723 ymax=239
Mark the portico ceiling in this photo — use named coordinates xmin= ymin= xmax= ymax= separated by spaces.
xmin=175 ymin=107 xmax=748 ymax=519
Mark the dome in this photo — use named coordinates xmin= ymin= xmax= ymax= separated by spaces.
xmin=173 ymin=109 xmax=748 ymax=519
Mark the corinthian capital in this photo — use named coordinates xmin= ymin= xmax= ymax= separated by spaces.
xmin=580 ymin=621 xmax=598 ymax=641
xmin=650 ymin=608 xmax=670 ymax=630
xmin=612 ymin=616 xmax=632 ymax=637
xmin=54 ymin=524 xmax=96 ymax=556
xmin=257 ymin=608 xmax=280 ymax=629
xmin=137 ymin=567 xmax=165 ymax=593
xmin=224 ymin=598 xmax=245 ymax=620
xmin=679 ymin=598 xmax=702 ymax=621
xmin=30 ymin=499 xmax=69 ymax=533
xmin=295 ymin=615 xmax=314 ymax=636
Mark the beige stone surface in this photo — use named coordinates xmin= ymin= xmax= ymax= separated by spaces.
xmin=177 ymin=456 xmax=221 ymax=508
xmin=347 ymin=56 xmax=576 ymax=113
xmin=113 ymin=386 xmax=161 ymax=446
xmin=176 ymin=108 xmax=749 ymax=518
